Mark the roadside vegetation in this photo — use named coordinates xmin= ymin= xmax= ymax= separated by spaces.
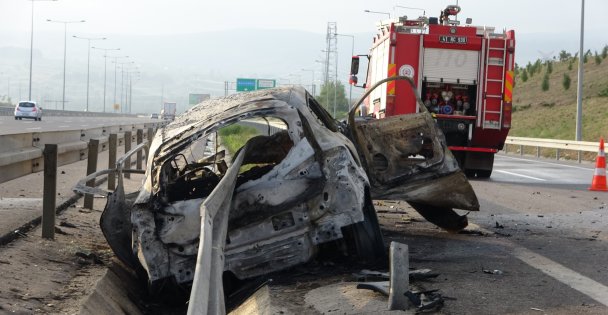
xmin=511 ymin=44 xmax=608 ymax=141
xmin=218 ymin=124 xmax=260 ymax=155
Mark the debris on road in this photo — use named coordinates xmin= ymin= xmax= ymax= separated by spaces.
xmin=482 ymin=269 xmax=504 ymax=275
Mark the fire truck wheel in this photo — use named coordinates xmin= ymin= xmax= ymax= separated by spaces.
xmin=476 ymin=169 xmax=492 ymax=178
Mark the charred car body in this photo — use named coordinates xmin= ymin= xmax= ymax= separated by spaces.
xmin=74 ymin=79 xmax=478 ymax=311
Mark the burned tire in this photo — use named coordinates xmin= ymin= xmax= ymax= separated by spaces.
xmin=342 ymin=189 xmax=385 ymax=260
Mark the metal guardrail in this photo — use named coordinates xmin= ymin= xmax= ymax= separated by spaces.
xmin=504 ymin=136 xmax=600 ymax=162
xmin=0 ymin=120 xmax=168 ymax=184
xmin=0 ymin=106 xmax=140 ymax=118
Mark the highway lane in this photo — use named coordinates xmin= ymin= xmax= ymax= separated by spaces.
xmin=447 ymin=153 xmax=608 ymax=313
xmin=491 ymin=153 xmax=594 ymax=188
xmin=0 ymin=115 xmax=162 ymax=135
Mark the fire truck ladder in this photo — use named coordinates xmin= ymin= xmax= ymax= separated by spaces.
xmin=481 ymin=36 xmax=507 ymax=130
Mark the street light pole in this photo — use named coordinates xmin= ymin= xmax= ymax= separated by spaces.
xmin=47 ymin=19 xmax=85 ymax=110
xmin=393 ymin=5 xmax=425 ymax=17
xmin=576 ymin=0 xmax=585 ymax=141
xmin=335 ymin=33 xmax=355 ymax=109
xmin=73 ymin=35 xmax=106 ymax=111
xmin=92 ymin=47 xmax=120 ymax=112
xmin=301 ymin=69 xmax=315 ymax=96
xmin=28 ymin=0 xmax=57 ymax=101
xmin=364 ymin=9 xmax=391 ymax=19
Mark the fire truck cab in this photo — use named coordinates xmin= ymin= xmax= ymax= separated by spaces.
xmin=351 ymin=5 xmax=515 ymax=178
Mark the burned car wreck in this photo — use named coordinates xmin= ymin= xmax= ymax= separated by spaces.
xmin=74 ymin=79 xmax=478 ymax=313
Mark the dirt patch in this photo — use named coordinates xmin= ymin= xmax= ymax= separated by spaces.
xmin=0 ymin=199 xmax=111 ymax=314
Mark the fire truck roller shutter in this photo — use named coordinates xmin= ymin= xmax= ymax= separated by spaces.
xmin=423 ymin=48 xmax=480 ymax=84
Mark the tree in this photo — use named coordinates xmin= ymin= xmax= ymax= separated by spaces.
xmin=595 ymin=51 xmax=602 ymax=65
xmin=602 ymin=45 xmax=608 ymax=59
xmin=541 ymin=73 xmax=550 ymax=92
xmin=520 ymin=69 xmax=529 ymax=82
xmin=318 ymin=81 xmax=349 ymax=118
xmin=584 ymin=49 xmax=592 ymax=63
xmin=559 ymin=50 xmax=571 ymax=61
xmin=568 ymin=61 xmax=573 ymax=71
xmin=562 ymin=73 xmax=571 ymax=90
xmin=546 ymin=61 xmax=553 ymax=74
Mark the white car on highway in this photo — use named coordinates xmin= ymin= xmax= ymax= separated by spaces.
xmin=14 ymin=101 xmax=43 ymax=121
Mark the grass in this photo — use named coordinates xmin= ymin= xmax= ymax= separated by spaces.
xmin=511 ymin=55 xmax=608 ymax=141
xmin=218 ymin=124 xmax=260 ymax=155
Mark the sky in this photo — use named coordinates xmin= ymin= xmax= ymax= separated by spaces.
xmin=1 ymin=0 xmax=607 ymax=113
xmin=2 ymin=0 xmax=606 ymax=37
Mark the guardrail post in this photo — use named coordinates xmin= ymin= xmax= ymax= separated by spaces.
xmin=108 ymin=134 xmax=117 ymax=190
xmin=124 ymin=131 xmax=132 ymax=179
xmin=536 ymin=147 xmax=540 ymax=158
xmin=556 ymin=149 xmax=560 ymax=160
xmin=504 ymin=144 xmax=508 ymax=154
xmin=578 ymin=151 xmax=582 ymax=163
xmin=42 ymin=144 xmax=58 ymax=240
xmin=388 ymin=242 xmax=409 ymax=310
xmin=147 ymin=127 xmax=154 ymax=163
xmin=137 ymin=129 xmax=143 ymax=170
xmin=519 ymin=145 xmax=523 ymax=156
xmin=84 ymin=139 xmax=100 ymax=209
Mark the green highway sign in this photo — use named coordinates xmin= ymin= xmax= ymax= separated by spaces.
xmin=236 ymin=78 xmax=276 ymax=92
xmin=236 ymin=78 xmax=257 ymax=91
xmin=256 ymin=79 xmax=276 ymax=90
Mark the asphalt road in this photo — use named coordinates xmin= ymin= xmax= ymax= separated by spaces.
xmin=377 ymin=153 xmax=608 ymax=314
xmin=0 ymin=115 xmax=161 ymax=135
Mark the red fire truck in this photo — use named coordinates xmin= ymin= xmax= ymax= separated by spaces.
xmin=351 ymin=5 xmax=515 ymax=177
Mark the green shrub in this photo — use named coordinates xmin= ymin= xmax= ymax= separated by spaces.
xmin=595 ymin=52 xmax=602 ymax=65
xmin=520 ymin=69 xmax=528 ymax=82
xmin=562 ymin=73 xmax=571 ymax=90
xmin=599 ymin=87 xmax=608 ymax=98
xmin=541 ymin=73 xmax=550 ymax=91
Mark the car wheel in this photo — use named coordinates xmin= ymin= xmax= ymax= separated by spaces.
xmin=14 ymin=117 xmax=17 ymax=120
xmin=38 ymin=117 xmax=42 ymax=121
xmin=341 ymin=189 xmax=385 ymax=260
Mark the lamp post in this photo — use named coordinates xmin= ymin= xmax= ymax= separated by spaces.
xmin=115 ymin=61 xmax=134 ymax=113
xmin=110 ymin=56 xmax=129 ymax=111
xmin=393 ymin=5 xmax=425 ymax=17
xmin=364 ymin=10 xmax=391 ymax=19
xmin=334 ymin=33 xmax=355 ymax=109
xmin=73 ymin=35 xmax=106 ymax=112
xmin=28 ymin=0 xmax=57 ymax=101
xmin=124 ymin=67 xmax=139 ymax=113
xmin=301 ymin=69 xmax=315 ymax=96
xmin=92 ymin=47 xmax=120 ymax=112
xmin=576 ymin=0 xmax=585 ymax=141
xmin=47 ymin=19 xmax=85 ymax=110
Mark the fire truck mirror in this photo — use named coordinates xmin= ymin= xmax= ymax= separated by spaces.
xmin=349 ymin=75 xmax=358 ymax=86
xmin=350 ymin=56 xmax=360 ymax=75
xmin=465 ymin=18 xmax=472 ymax=25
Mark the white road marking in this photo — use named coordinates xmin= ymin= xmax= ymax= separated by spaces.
xmin=499 ymin=155 xmax=593 ymax=171
xmin=514 ymin=246 xmax=608 ymax=307
xmin=58 ymin=125 xmax=69 ymax=128
xmin=472 ymin=224 xmax=608 ymax=307
xmin=495 ymin=170 xmax=547 ymax=181
xmin=26 ymin=127 xmax=42 ymax=130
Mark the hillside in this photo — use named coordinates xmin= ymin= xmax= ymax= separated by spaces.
xmin=510 ymin=49 xmax=608 ymax=141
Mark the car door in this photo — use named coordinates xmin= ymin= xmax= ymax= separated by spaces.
xmin=347 ymin=77 xmax=479 ymax=232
